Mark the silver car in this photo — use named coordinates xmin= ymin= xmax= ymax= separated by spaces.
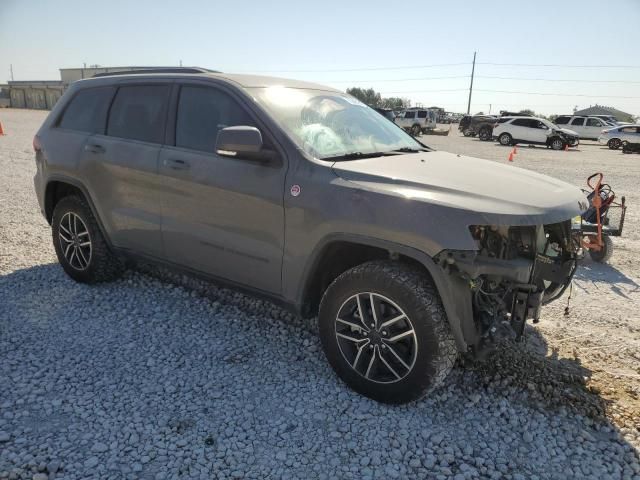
xmin=598 ymin=124 xmax=640 ymax=150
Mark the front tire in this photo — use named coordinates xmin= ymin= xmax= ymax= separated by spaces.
xmin=318 ymin=261 xmax=457 ymax=404
xmin=52 ymin=195 xmax=124 ymax=283
xmin=410 ymin=124 xmax=422 ymax=136
xmin=463 ymin=128 xmax=472 ymax=137
xmin=479 ymin=128 xmax=492 ymax=141
xmin=550 ymin=137 xmax=565 ymax=150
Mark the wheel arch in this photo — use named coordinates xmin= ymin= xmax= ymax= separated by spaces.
xmin=297 ymin=234 xmax=469 ymax=351
xmin=44 ymin=176 xmax=111 ymax=246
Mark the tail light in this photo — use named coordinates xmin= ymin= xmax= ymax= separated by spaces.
xmin=33 ymin=135 xmax=42 ymax=152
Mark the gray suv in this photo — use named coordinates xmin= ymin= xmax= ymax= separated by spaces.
xmin=34 ymin=68 xmax=586 ymax=403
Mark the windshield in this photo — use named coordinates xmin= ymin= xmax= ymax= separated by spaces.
xmin=249 ymin=86 xmax=426 ymax=160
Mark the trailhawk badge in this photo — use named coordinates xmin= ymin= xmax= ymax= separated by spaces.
xmin=290 ymin=185 xmax=301 ymax=197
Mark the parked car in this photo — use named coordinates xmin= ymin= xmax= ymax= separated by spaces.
xmin=373 ymin=108 xmax=396 ymax=122
xmin=459 ymin=114 xmax=498 ymax=140
xmin=394 ymin=108 xmax=437 ymax=135
xmin=33 ymin=69 xmax=585 ymax=404
xmin=554 ymin=115 xmax=611 ymax=140
xmin=493 ymin=116 xmax=580 ymax=150
xmin=598 ymin=124 xmax=640 ymax=149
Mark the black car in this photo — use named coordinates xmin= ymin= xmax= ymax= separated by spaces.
xmin=459 ymin=115 xmax=498 ymax=141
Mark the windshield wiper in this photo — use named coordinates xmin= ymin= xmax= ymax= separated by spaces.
xmin=321 ymin=151 xmax=397 ymax=161
xmin=388 ymin=147 xmax=430 ymax=153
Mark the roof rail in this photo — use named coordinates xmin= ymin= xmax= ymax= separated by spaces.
xmin=92 ymin=67 xmax=219 ymax=78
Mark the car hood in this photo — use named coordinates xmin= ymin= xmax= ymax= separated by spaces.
xmin=332 ymin=151 xmax=587 ymax=225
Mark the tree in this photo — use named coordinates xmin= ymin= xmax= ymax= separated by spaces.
xmin=346 ymin=87 xmax=381 ymax=107
xmin=380 ymin=97 xmax=410 ymax=110
xmin=345 ymin=87 xmax=411 ymax=110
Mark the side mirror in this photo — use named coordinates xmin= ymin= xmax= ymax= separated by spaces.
xmin=216 ymin=125 xmax=262 ymax=154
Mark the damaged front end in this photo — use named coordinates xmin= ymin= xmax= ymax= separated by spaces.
xmin=435 ymin=221 xmax=578 ymax=355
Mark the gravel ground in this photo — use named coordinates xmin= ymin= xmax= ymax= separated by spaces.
xmin=1 ymin=109 xmax=639 ymax=480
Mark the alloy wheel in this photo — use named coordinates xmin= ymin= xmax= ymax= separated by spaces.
xmin=58 ymin=212 xmax=92 ymax=270
xmin=334 ymin=292 xmax=417 ymax=384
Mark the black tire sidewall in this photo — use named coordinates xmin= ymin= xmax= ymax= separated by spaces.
xmin=608 ymin=139 xmax=620 ymax=150
xmin=551 ymin=138 xmax=564 ymax=150
xmin=499 ymin=133 xmax=512 ymax=145
xmin=52 ymin=196 xmax=104 ymax=283
xmin=319 ymin=265 xmax=450 ymax=404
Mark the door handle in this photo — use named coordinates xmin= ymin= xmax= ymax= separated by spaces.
xmin=84 ymin=143 xmax=105 ymax=154
xmin=165 ymin=158 xmax=190 ymax=170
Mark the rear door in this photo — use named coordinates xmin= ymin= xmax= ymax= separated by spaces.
xmin=569 ymin=117 xmax=586 ymax=137
xmin=79 ymin=83 xmax=170 ymax=257
xmin=509 ymin=118 xmax=531 ymax=142
xmin=158 ymin=82 xmax=286 ymax=294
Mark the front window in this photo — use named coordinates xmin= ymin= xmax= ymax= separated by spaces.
xmin=249 ymin=87 xmax=425 ymax=160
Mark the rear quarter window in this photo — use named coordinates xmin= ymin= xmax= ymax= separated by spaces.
xmin=554 ymin=116 xmax=570 ymax=125
xmin=417 ymin=111 xmax=427 ymax=118
xmin=57 ymin=87 xmax=115 ymax=133
xmin=107 ymin=85 xmax=170 ymax=143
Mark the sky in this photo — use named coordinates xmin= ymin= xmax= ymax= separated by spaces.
xmin=1 ymin=0 xmax=639 ymax=117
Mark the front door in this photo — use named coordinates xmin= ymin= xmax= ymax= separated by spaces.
xmin=158 ymin=83 xmax=286 ymax=294
xmin=584 ymin=117 xmax=605 ymax=139
xmin=569 ymin=117 xmax=586 ymax=137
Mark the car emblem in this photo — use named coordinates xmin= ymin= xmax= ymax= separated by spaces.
xmin=290 ymin=185 xmax=301 ymax=197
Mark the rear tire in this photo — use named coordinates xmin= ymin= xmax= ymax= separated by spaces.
xmin=608 ymin=138 xmax=621 ymax=150
xmin=463 ymin=128 xmax=472 ymax=137
xmin=52 ymin=195 xmax=125 ymax=283
xmin=498 ymin=133 xmax=513 ymax=146
xmin=318 ymin=261 xmax=457 ymax=404
xmin=588 ymin=235 xmax=613 ymax=263
xmin=410 ymin=124 xmax=422 ymax=136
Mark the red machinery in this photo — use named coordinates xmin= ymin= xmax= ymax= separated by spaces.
xmin=573 ymin=173 xmax=627 ymax=263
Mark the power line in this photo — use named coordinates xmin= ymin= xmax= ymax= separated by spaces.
xmin=478 ymin=62 xmax=640 ymax=68
xmin=476 ymin=89 xmax=640 ymax=99
xmin=477 ymin=75 xmax=640 ymax=84
xmin=327 ymin=75 xmax=469 ymax=83
xmin=379 ymin=88 xmax=640 ymax=99
xmin=242 ymin=62 xmax=471 ymax=73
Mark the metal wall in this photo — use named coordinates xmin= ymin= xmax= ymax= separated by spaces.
xmin=8 ymin=87 xmax=63 ymax=110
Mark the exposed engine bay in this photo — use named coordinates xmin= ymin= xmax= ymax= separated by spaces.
xmin=436 ymin=222 xmax=578 ymax=353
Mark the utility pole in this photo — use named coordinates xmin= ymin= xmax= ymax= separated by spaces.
xmin=10 ymin=64 xmax=14 ymax=81
xmin=466 ymin=51 xmax=476 ymax=115
xmin=179 ymin=59 xmax=183 ymax=67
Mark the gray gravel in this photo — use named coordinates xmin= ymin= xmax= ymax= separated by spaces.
xmin=1 ymin=109 xmax=639 ymax=479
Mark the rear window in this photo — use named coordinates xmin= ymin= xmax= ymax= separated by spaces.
xmin=512 ymin=118 xmax=531 ymax=127
xmin=107 ymin=85 xmax=170 ymax=143
xmin=58 ymin=87 xmax=115 ymax=133
xmin=586 ymin=118 xmax=601 ymax=127
xmin=555 ymin=116 xmax=570 ymax=125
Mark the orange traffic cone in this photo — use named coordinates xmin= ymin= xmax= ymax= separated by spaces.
xmin=513 ymin=146 xmax=517 ymax=154
xmin=508 ymin=151 xmax=514 ymax=162
xmin=0 ymin=121 xmax=5 ymax=136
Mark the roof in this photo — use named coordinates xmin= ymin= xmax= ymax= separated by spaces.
xmin=574 ymin=105 xmax=634 ymax=122
xmin=81 ymin=69 xmax=339 ymax=92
